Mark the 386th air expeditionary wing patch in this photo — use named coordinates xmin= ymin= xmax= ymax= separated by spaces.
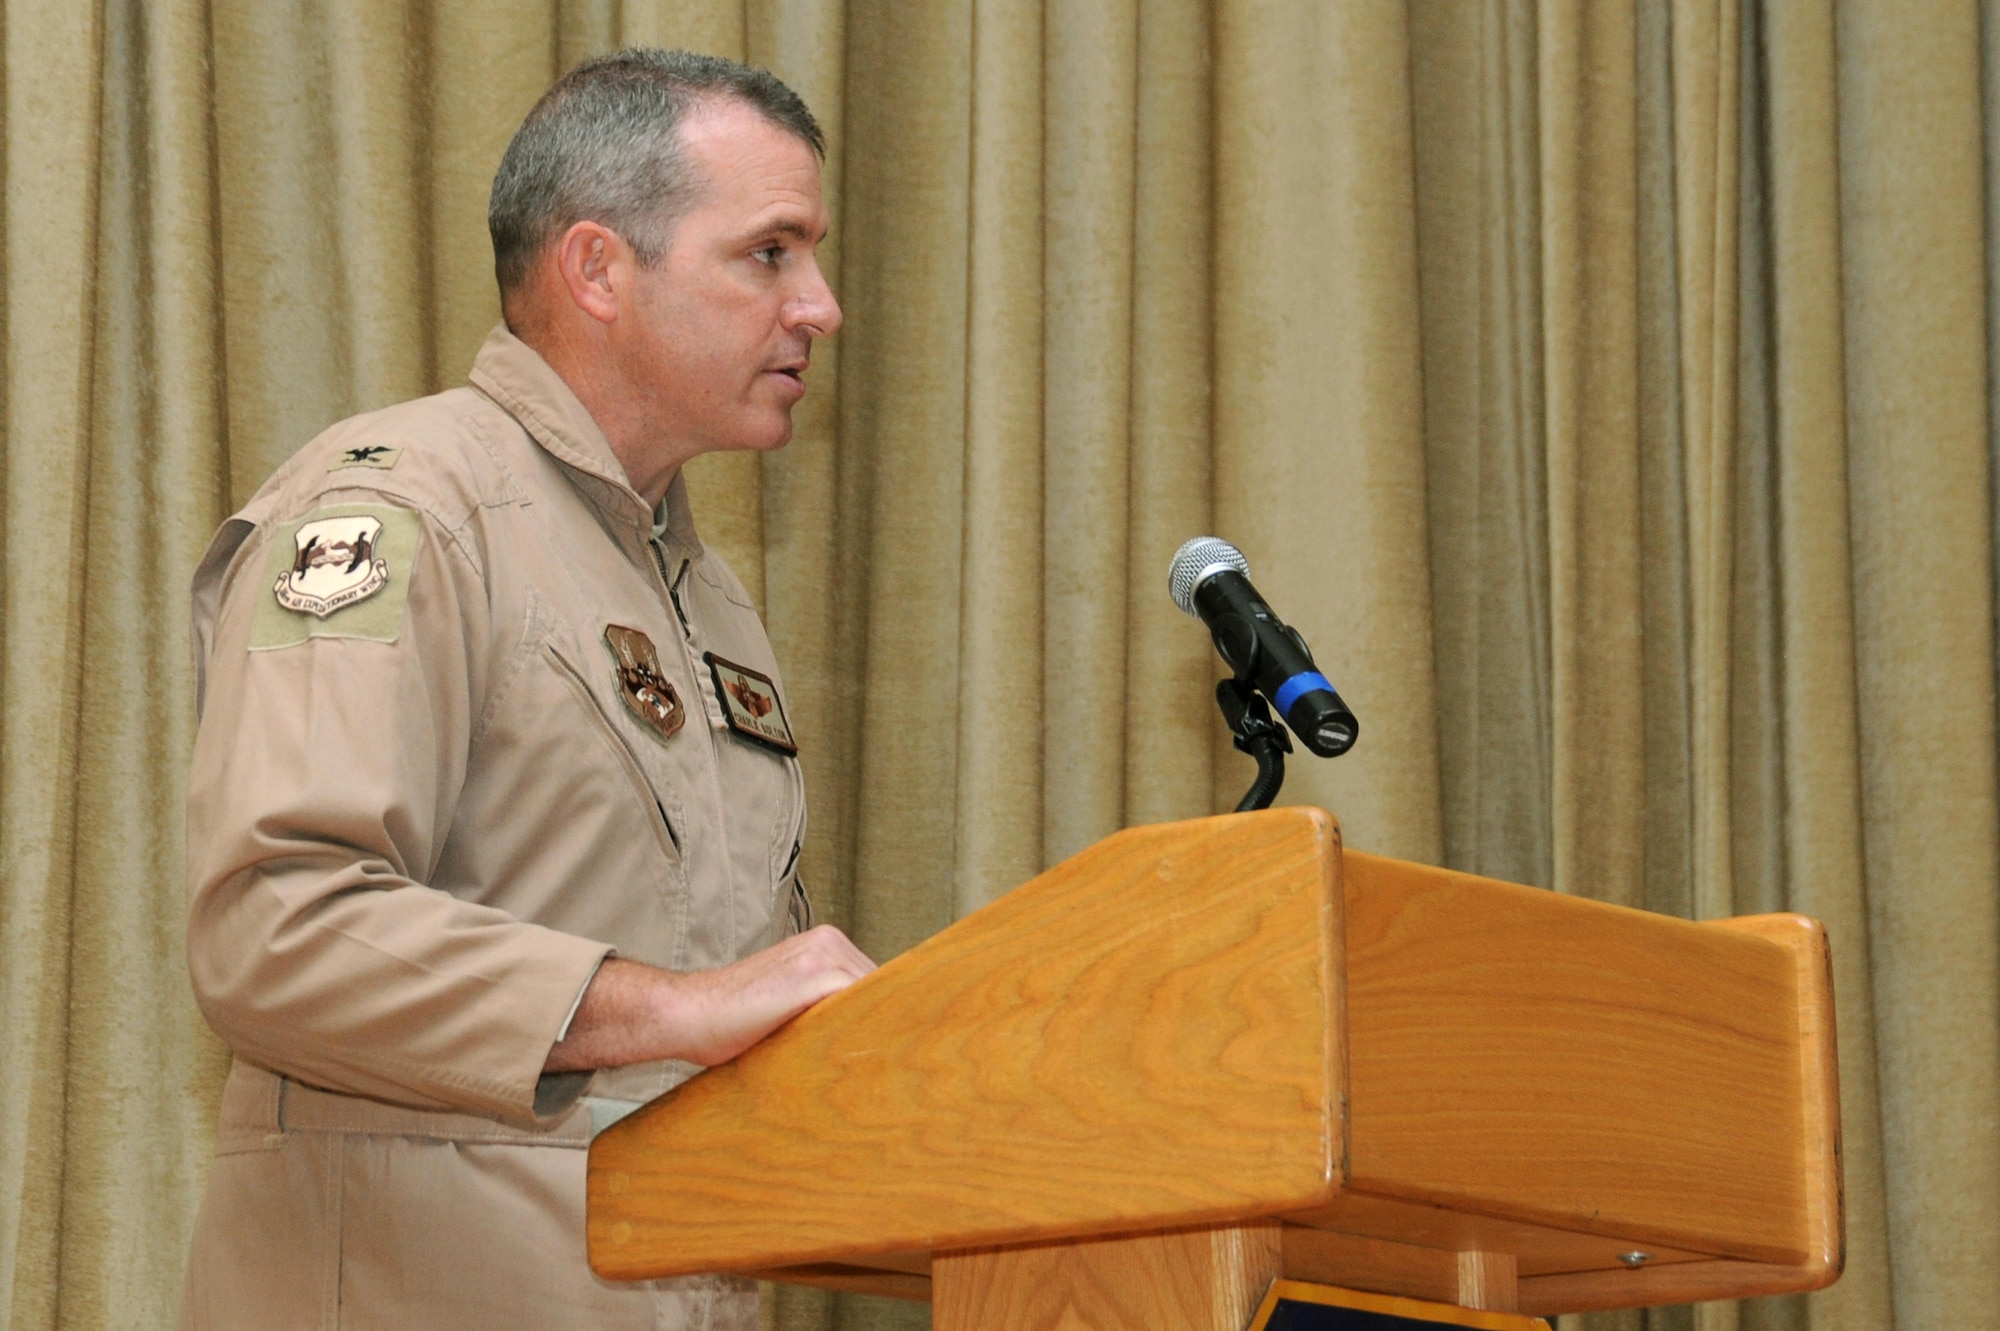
xmin=276 ymin=514 xmax=388 ymax=616
xmin=251 ymin=504 xmax=422 ymax=649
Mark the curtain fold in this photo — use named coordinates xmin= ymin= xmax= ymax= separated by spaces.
xmin=2 ymin=2 xmax=240 ymax=1326
xmin=1538 ymin=0 xmax=1648 ymax=914
xmin=1040 ymin=0 xmax=1135 ymax=866
xmin=1836 ymin=6 xmax=2000 ymax=1327
xmin=1120 ymin=0 xmax=1213 ymax=831
xmin=5 ymin=3 xmax=1998 ymax=1328
xmin=1215 ymin=0 xmax=1442 ymax=862
xmin=953 ymin=0 xmax=1042 ymax=912
xmin=0 ymin=12 xmax=104 ymax=1329
xmin=1758 ymin=7 xmax=1890 ymax=1328
xmin=1411 ymin=0 xmax=1554 ymax=892
xmin=1671 ymin=0 xmax=1740 ymax=932
xmin=837 ymin=0 xmax=971 ymax=974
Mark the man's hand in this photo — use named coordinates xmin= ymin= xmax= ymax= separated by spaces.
xmin=543 ymin=925 xmax=875 ymax=1073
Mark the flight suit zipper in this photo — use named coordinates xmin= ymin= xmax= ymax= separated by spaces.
xmin=650 ymin=536 xmax=692 ymax=640
xmin=646 ymin=528 xmax=738 ymax=951
xmin=647 ymin=535 xmax=724 ymax=840
xmin=647 ymin=534 xmax=718 ymax=812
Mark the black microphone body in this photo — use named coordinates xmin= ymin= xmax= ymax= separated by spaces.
xmin=1190 ymin=569 xmax=1358 ymax=758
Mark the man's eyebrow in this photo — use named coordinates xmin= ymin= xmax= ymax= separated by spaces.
xmin=747 ymin=218 xmax=827 ymax=244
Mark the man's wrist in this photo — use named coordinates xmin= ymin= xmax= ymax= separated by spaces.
xmin=545 ymin=957 xmax=694 ymax=1072
xmin=554 ymin=955 xmax=610 ymax=1044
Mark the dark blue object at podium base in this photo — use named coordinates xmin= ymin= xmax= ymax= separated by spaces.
xmin=1268 ymin=1298 xmax=1477 ymax=1329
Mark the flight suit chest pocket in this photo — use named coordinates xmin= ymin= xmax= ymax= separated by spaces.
xmin=781 ymin=837 xmax=811 ymax=937
xmin=539 ymin=634 xmax=686 ymax=866
xmin=756 ymin=747 xmax=809 ymax=948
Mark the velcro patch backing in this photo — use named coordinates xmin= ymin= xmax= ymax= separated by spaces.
xmin=250 ymin=503 xmax=422 ymax=649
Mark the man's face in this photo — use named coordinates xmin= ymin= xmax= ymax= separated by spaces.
xmin=612 ymin=98 xmax=841 ymax=464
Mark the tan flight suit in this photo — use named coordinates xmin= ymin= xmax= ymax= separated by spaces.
xmin=179 ymin=326 xmax=808 ymax=1329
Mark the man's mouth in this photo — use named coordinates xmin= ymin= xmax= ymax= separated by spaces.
xmin=768 ymin=344 xmax=811 ymax=380
xmin=765 ymin=363 xmax=808 ymax=399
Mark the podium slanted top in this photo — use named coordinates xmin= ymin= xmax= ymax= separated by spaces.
xmin=587 ymin=807 xmax=1840 ymax=1317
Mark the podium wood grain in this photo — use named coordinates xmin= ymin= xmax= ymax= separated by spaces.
xmin=1281 ymin=1229 xmax=1518 ymax=1312
xmin=589 ymin=810 xmax=1342 ymax=1280
xmin=932 ymin=1223 xmax=1281 ymax=1331
xmin=1337 ymin=851 xmax=1817 ymax=1266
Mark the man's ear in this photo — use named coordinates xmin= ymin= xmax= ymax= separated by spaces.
xmin=552 ymin=221 xmax=628 ymax=325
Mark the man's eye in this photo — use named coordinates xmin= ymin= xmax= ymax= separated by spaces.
xmin=753 ymin=245 xmax=783 ymax=266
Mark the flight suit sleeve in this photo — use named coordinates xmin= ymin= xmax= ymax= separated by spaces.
xmin=185 ymin=496 xmax=612 ymax=1125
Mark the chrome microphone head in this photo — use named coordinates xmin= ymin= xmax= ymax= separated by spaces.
xmin=1168 ymin=536 xmax=1250 ymax=616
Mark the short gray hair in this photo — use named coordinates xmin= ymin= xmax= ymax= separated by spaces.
xmin=488 ymin=48 xmax=824 ymax=297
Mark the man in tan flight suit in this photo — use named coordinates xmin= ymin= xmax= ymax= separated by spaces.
xmin=178 ymin=50 xmax=873 ymax=1329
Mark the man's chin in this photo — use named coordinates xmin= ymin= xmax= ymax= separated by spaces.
xmin=721 ymin=418 xmax=795 ymax=455
xmin=753 ymin=405 xmax=800 ymax=450
xmin=697 ymin=402 xmax=801 ymax=457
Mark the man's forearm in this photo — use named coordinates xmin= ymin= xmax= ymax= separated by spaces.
xmin=543 ymin=924 xmax=875 ymax=1072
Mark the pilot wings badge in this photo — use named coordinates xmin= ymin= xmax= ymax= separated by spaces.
xmin=274 ymin=514 xmax=391 ymax=618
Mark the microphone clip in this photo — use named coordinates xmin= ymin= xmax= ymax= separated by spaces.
xmin=1216 ymin=676 xmax=1291 ymax=812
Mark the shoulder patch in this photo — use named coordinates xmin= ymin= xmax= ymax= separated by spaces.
xmin=329 ymin=444 xmax=401 ymax=470
xmin=251 ymin=504 xmax=422 ymax=649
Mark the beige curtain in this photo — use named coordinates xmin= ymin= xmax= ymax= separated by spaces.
xmin=3 ymin=2 xmax=1994 ymax=1328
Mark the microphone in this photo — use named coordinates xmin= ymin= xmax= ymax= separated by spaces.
xmin=1168 ymin=537 xmax=1359 ymax=758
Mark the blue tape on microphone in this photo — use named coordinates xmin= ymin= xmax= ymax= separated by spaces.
xmin=1272 ymin=671 xmax=1334 ymax=716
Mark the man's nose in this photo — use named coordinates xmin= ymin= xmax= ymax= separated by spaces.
xmin=789 ymin=263 xmax=843 ymax=339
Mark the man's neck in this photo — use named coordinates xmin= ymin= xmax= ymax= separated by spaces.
xmin=513 ymin=315 xmax=684 ymax=508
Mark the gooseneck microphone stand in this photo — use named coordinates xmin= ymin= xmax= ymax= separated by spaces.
xmin=1216 ymin=676 xmax=1292 ymax=812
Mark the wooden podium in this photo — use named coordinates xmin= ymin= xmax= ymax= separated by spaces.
xmin=587 ymin=809 xmax=1841 ymax=1327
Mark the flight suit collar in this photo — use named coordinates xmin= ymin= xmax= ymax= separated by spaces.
xmin=466 ymin=323 xmax=705 ymax=560
xmin=653 ymin=464 xmax=702 ymax=562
